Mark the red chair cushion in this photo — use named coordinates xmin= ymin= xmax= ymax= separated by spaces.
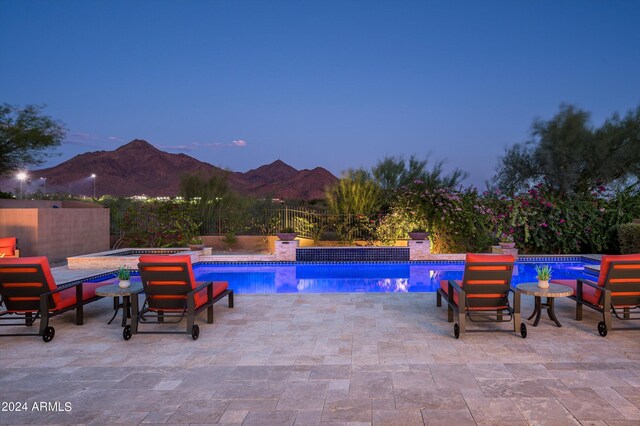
xmin=139 ymin=254 xmax=196 ymax=287
xmin=0 ymin=256 xmax=61 ymax=307
xmin=551 ymin=279 xmax=600 ymax=305
xmin=139 ymin=254 xmax=226 ymax=309
xmin=440 ymin=254 xmax=514 ymax=310
xmin=0 ymin=237 xmax=16 ymax=256
xmin=54 ymin=282 xmax=105 ymax=310
xmin=551 ymin=255 xmax=640 ymax=306
xmin=194 ymin=281 xmax=229 ymax=308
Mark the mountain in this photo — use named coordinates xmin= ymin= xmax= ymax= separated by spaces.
xmin=4 ymin=139 xmax=338 ymax=200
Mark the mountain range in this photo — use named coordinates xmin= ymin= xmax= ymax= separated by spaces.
xmin=5 ymin=139 xmax=338 ymax=200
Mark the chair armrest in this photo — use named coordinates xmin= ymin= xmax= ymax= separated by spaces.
xmin=43 ymin=281 xmax=82 ymax=296
xmin=447 ymin=279 xmax=465 ymax=308
xmin=448 ymin=279 xmax=464 ymax=294
xmin=509 ymin=288 xmax=522 ymax=313
xmin=577 ymin=278 xmax=600 ymax=290
xmin=188 ymin=281 xmax=213 ymax=296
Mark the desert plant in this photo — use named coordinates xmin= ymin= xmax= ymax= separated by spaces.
xmin=535 ymin=265 xmax=553 ymax=281
xmin=117 ymin=266 xmax=131 ymax=281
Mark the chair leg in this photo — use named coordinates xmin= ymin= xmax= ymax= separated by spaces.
xmin=457 ymin=292 xmax=466 ymax=333
xmin=513 ymin=290 xmax=522 ymax=332
xmin=447 ymin=303 xmax=453 ymax=322
xmin=576 ymin=301 xmax=583 ymax=321
xmin=436 ymin=291 xmax=441 ymax=307
xmin=228 ymin=291 xmax=234 ymax=308
xmin=186 ymin=296 xmax=195 ymax=333
xmin=576 ymin=281 xmax=584 ymax=321
xmin=75 ymin=284 xmax=84 ymax=325
xmin=38 ymin=295 xmax=51 ymax=336
xmin=457 ymin=308 xmax=466 ymax=334
xmin=207 ymin=304 xmax=214 ymax=324
xmin=131 ymin=293 xmax=139 ymax=334
xmin=602 ymin=290 xmax=613 ymax=332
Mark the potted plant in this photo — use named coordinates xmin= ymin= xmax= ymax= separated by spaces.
xmin=188 ymin=236 xmax=205 ymax=251
xmin=535 ymin=265 xmax=552 ymax=289
xmin=499 ymin=233 xmax=516 ymax=249
xmin=408 ymin=228 xmax=430 ymax=240
xmin=276 ymin=227 xmax=298 ymax=241
xmin=117 ymin=266 xmax=131 ymax=288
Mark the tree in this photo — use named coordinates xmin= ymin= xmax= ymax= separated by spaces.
xmin=492 ymin=104 xmax=640 ymax=195
xmin=325 ymin=169 xmax=381 ymax=216
xmin=179 ymin=173 xmax=229 ymax=234
xmin=179 ymin=173 xmax=228 ymax=202
xmin=0 ymin=104 xmax=66 ymax=176
xmin=325 ymin=169 xmax=382 ymax=243
xmin=371 ymin=154 xmax=468 ymax=210
xmin=372 ymin=154 xmax=468 ymax=192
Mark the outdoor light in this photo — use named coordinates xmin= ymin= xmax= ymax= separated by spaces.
xmin=40 ymin=177 xmax=47 ymax=194
xmin=16 ymin=172 xmax=28 ymax=196
xmin=90 ymin=174 xmax=96 ymax=198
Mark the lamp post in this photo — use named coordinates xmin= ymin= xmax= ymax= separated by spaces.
xmin=16 ymin=172 xmax=27 ymax=198
xmin=90 ymin=174 xmax=96 ymax=198
xmin=40 ymin=177 xmax=47 ymax=194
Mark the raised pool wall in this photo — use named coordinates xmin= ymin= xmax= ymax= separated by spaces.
xmin=67 ymin=247 xmax=214 ymax=269
xmin=202 ymin=235 xmax=410 ymax=254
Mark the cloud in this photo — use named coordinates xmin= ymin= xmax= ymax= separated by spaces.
xmin=165 ymin=145 xmax=194 ymax=152
xmin=71 ymin=132 xmax=94 ymax=140
xmin=159 ymin=139 xmax=248 ymax=152
xmin=65 ymin=132 xmax=127 ymax=149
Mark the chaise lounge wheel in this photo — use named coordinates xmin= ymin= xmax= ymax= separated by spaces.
xmin=520 ymin=323 xmax=527 ymax=338
xmin=123 ymin=325 xmax=132 ymax=341
xmin=42 ymin=326 xmax=55 ymax=343
xmin=597 ymin=321 xmax=608 ymax=337
xmin=453 ymin=323 xmax=460 ymax=339
xmin=191 ymin=324 xmax=200 ymax=340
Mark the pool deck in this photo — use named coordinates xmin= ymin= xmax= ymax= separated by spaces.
xmin=3 ymin=265 xmax=640 ymax=425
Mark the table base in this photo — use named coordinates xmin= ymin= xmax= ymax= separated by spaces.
xmin=107 ymin=296 xmax=132 ymax=327
xmin=527 ymin=296 xmax=562 ymax=327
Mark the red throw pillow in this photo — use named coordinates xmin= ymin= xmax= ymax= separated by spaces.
xmin=0 ymin=237 xmax=16 ymax=256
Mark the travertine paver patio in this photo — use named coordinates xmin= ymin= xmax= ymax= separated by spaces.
xmin=2 ymin=283 xmax=640 ymax=425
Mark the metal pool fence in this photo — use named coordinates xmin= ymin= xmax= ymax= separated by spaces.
xmin=109 ymin=203 xmax=367 ymax=240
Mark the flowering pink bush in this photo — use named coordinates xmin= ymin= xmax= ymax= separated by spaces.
xmin=385 ymin=182 xmax=640 ymax=254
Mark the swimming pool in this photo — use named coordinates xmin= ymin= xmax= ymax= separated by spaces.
xmin=193 ymin=260 xmax=594 ymax=294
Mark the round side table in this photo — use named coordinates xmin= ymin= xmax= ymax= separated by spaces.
xmin=516 ymin=283 xmax=573 ymax=327
xmin=95 ymin=281 xmax=143 ymax=327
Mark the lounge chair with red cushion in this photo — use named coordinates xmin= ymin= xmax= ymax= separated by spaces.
xmin=436 ymin=253 xmax=526 ymax=338
xmin=551 ymin=254 xmax=640 ymax=336
xmin=0 ymin=237 xmax=19 ymax=258
xmin=130 ymin=255 xmax=233 ymax=340
xmin=0 ymin=256 xmax=104 ymax=342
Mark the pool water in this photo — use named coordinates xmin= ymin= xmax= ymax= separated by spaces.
xmin=193 ymin=261 xmax=592 ymax=294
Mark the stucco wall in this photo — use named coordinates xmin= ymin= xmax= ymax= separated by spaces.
xmin=0 ymin=206 xmax=109 ymax=263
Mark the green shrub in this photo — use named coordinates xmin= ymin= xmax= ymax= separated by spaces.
xmin=618 ymin=223 xmax=640 ymax=254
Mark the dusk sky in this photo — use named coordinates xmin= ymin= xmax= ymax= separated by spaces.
xmin=1 ymin=1 xmax=639 ymax=188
